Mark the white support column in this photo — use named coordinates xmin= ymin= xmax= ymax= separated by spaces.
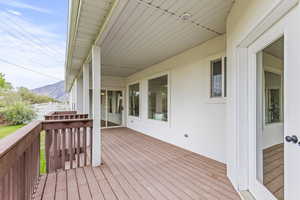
xmin=75 ymin=75 xmax=84 ymax=113
xmin=83 ymin=63 xmax=90 ymax=115
xmin=91 ymin=45 xmax=102 ymax=166
xmin=69 ymin=86 xmax=74 ymax=110
xmin=71 ymin=86 xmax=76 ymax=110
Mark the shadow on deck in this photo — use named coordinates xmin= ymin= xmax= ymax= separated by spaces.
xmin=35 ymin=128 xmax=240 ymax=200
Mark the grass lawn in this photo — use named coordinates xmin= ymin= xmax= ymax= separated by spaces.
xmin=0 ymin=124 xmax=46 ymax=174
xmin=0 ymin=124 xmax=25 ymax=139
xmin=40 ymin=131 xmax=46 ymax=174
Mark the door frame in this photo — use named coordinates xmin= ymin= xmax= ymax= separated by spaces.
xmin=234 ymin=0 xmax=299 ymax=193
xmin=101 ymin=88 xmax=125 ymax=129
xmin=247 ymin=31 xmax=284 ymax=200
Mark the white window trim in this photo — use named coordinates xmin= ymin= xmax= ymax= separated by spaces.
xmin=127 ymin=81 xmax=141 ymax=120
xmin=207 ymin=56 xmax=227 ymax=104
xmin=145 ymin=71 xmax=170 ymax=125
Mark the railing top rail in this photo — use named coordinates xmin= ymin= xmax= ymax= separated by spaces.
xmin=0 ymin=120 xmax=42 ymax=158
xmin=42 ymin=118 xmax=93 ymax=130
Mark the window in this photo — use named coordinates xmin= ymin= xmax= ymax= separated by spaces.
xmin=264 ymin=71 xmax=282 ymax=124
xmin=148 ymin=75 xmax=168 ymax=121
xmin=128 ymin=83 xmax=140 ymax=117
xmin=210 ymin=57 xmax=227 ymax=98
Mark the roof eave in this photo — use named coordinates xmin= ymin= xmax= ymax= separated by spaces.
xmin=64 ymin=0 xmax=81 ymax=92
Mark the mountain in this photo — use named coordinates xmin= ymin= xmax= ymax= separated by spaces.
xmin=31 ymin=81 xmax=68 ymax=102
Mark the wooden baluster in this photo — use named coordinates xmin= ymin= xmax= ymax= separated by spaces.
xmin=28 ymin=144 xmax=32 ymax=199
xmin=90 ymin=127 xmax=93 ymax=165
xmin=22 ymin=154 xmax=26 ymax=200
xmin=62 ymin=128 xmax=66 ymax=170
xmin=2 ymin=177 xmax=5 ymax=200
xmin=58 ymin=129 xmax=62 ymax=170
xmin=83 ymin=127 xmax=87 ymax=166
xmin=53 ymin=129 xmax=58 ymax=171
xmin=45 ymin=130 xmax=50 ymax=173
xmin=12 ymin=161 xmax=18 ymax=200
xmin=70 ymin=128 xmax=73 ymax=169
xmin=37 ymin=133 xmax=40 ymax=182
xmin=77 ymin=128 xmax=81 ymax=168
xmin=24 ymin=149 xmax=29 ymax=200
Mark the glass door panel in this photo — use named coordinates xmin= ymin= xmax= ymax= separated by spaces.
xmin=253 ymin=37 xmax=284 ymax=200
xmin=107 ymin=90 xmax=123 ymax=127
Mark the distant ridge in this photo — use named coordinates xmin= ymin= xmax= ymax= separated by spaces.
xmin=31 ymin=81 xmax=68 ymax=102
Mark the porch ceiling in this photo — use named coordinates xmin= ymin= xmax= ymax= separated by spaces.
xmin=65 ymin=0 xmax=114 ymax=90
xmin=66 ymin=0 xmax=234 ymax=90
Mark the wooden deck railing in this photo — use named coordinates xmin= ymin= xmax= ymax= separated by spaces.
xmin=0 ymin=121 xmax=42 ymax=200
xmin=43 ymin=119 xmax=92 ymax=173
xmin=0 ymin=113 xmax=92 ymax=200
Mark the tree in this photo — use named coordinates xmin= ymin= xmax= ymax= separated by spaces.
xmin=17 ymin=87 xmax=59 ymax=104
xmin=0 ymin=73 xmax=12 ymax=90
xmin=0 ymin=101 xmax=36 ymax=125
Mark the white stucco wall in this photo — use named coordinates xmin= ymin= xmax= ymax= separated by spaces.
xmin=102 ymin=76 xmax=126 ymax=89
xmin=125 ymin=35 xmax=227 ymax=163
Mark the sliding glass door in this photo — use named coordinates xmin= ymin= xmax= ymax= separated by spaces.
xmin=101 ymin=89 xmax=123 ymax=128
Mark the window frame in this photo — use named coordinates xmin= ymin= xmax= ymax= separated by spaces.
xmin=210 ymin=56 xmax=227 ymax=99
xmin=146 ymin=72 xmax=170 ymax=123
xmin=127 ymin=81 xmax=141 ymax=119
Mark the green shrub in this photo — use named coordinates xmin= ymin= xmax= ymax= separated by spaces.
xmin=0 ymin=102 xmax=36 ymax=125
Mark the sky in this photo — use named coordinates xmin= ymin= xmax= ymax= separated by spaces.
xmin=0 ymin=0 xmax=68 ymax=89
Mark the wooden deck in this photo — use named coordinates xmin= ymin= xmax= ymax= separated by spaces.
xmin=34 ymin=128 xmax=240 ymax=200
xmin=263 ymin=143 xmax=284 ymax=200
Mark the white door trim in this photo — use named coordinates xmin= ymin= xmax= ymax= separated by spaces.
xmin=234 ymin=0 xmax=299 ymax=192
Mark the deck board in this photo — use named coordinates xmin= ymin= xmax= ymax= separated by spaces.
xmin=55 ymin=171 xmax=67 ymax=200
xmin=35 ymin=128 xmax=240 ymax=200
xmin=263 ymin=143 xmax=284 ymax=200
xmin=66 ymin=168 xmax=80 ymax=200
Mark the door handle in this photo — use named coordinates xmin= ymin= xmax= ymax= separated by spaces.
xmin=285 ymin=135 xmax=298 ymax=143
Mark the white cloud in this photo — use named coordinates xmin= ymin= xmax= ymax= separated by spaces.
xmin=7 ymin=9 xmax=22 ymax=16
xmin=0 ymin=0 xmax=52 ymax=14
xmin=0 ymin=11 xmax=65 ymax=89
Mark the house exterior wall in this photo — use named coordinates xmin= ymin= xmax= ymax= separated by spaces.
xmin=69 ymin=86 xmax=76 ymax=110
xmin=89 ymin=75 xmax=125 ymax=89
xmin=102 ymin=76 xmax=126 ymax=89
xmin=75 ymin=76 xmax=83 ymax=113
xmin=125 ymin=35 xmax=227 ymax=163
